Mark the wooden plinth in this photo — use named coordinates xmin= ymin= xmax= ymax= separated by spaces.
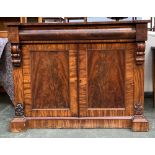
xmin=132 ymin=116 xmax=149 ymax=132
xmin=9 ymin=116 xmax=149 ymax=132
xmin=10 ymin=117 xmax=27 ymax=133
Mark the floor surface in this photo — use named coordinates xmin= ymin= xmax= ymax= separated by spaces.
xmin=0 ymin=94 xmax=155 ymax=138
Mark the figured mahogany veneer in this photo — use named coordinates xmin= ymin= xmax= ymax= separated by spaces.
xmin=87 ymin=48 xmax=125 ymax=108
xmin=31 ymin=50 xmax=70 ymax=109
xmin=0 ymin=31 xmax=8 ymax=38
xmin=7 ymin=20 xmax=149 ymax=132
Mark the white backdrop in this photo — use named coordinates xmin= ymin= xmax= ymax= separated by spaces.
xmin=145 ymin=32 xmax=155 ymax=92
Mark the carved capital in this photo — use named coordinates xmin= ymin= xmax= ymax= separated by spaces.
xmin=11 ymin=44 xmax=21 ymax=67
xmin=134 ymin=103 xmax=143 ymax=115
xmin=136 ymin=43 xmax=145 ymax=65
xmin=15 ymin=103 xmax=24 ymax=117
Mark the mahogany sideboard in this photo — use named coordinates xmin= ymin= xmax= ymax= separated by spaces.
xmin=7 ymin=20 xmax=149 ymax=132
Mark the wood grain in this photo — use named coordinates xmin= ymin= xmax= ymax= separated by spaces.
xmin=27 ymin=117 xmax=132 ymax=129
xmin=136 ymin=24 xmax=147 ymax=41
xmin=12 ymin=67 xmax=24 ymax=106
xmin=88 ymin=48 xmax=125 ymax=108
xmin=131 ymin=42 xmax=149 ymax=131
xmin=22 ymin=44 xmax=78 ymax=117
xmin=10 ymin=118 xmax=27 ymax=132
xmin=78 ymin=43 xmax=134 ymax=117
xmin=0 ymin=31 xmax=8 ymax=38
xmin=31 ymin=50 xmax=69 ymax=109
xmin=19 ymin=28 xmax=136 ymax=41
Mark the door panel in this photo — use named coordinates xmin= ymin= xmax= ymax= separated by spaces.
xmin=22 ymin=43 xmax=134 ymax=117
xmin=31 ymin=51 xmax=70 ymax=109
xmin=22 ymin=44 xmax=78 ymax=117
xmin=88 ymin=49 xmax=125 ymax=108
xmin=78 ymin=43 xmax=134 ymax=117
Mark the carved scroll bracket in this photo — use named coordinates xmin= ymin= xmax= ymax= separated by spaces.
xmin=134 ymin=103 xmax=143 ymax=116
xmin=15 ymin=103 xmax=24 ymax=117
xmin=136 ymin=43 xmax=145 ymax=65
xmin=11 ymin=44 xmax=22 ymax=67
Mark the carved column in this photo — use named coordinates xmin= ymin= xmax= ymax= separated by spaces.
xmin=134 ymin=42 xmax=145 ymax=117
xmin=11 ymin=44 xmax=24 ymax=117
xmin=132 ymin=42 xmax=149 ymax=132
xmin=10 ymin=43 xmax=26 ymax=132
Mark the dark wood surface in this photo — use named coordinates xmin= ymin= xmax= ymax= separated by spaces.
xmin=31 ymin=50 xmax=70 ymax=109
xmin=0 ymin=17 xmax=20 ymax=30
xmin=19 ymin=29 xmax=136 ymax=41
xmin=6 ymin=20 xmax=150 ymax=26
xmin=78 ymin=43 xmax=134 ymax=117
xmin=87 ymin=48 xmax=125 ymax=108
xmin=22 ymin=44 xmax=78 ymax=117
xmin=7 ymin=20 xmax=149 ymax=132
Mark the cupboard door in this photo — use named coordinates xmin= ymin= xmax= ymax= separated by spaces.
xmin=23 ymin=44 xmax=78 ymax=117
xmin=78 ymin=43 xmax=134 ymax=117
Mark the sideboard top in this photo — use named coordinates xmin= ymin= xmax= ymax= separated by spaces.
xmin=7 ymin=20 xmax=149 ymax=43
xmin=6 ymin=20 xmax=150 ymax=26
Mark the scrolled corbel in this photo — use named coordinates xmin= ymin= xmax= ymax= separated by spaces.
xmin=135 ymin=43 xmax=145 ymax=65
xmin=11 ymin=44 xmax=22 ymax=67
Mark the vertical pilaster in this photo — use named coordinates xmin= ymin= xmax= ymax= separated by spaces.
xmin=132 ymin=42 xmax=149 ymax=132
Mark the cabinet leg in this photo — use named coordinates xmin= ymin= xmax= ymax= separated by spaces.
xmin=132 ymin=115 xmax=149 ymax=132
xmin=10 ymin=117 xmax=27 ymax=133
